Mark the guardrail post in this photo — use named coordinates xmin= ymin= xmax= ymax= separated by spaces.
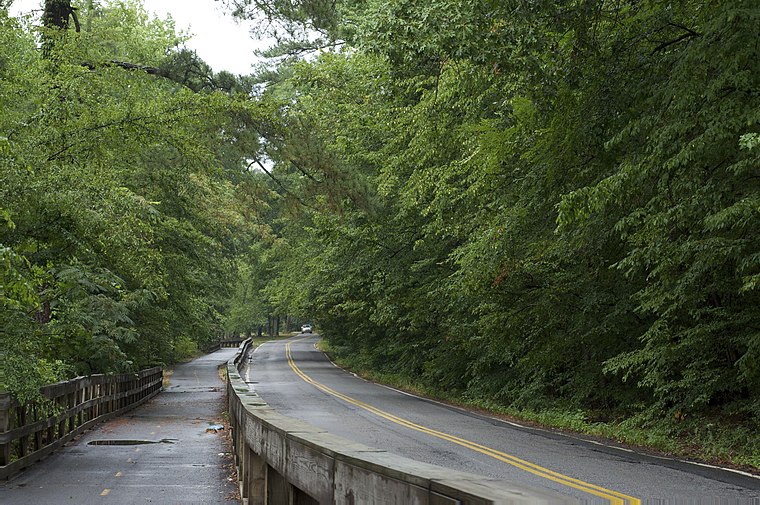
xmin=33 ymin=404 xmax=43 ymax=452
xmin=18 ymin=405 xmax=28 ymax=458
xmin=46 ymin=398 xmax=56 ymax=446
xmin=76 ymin=381 xmax=83 ymax=428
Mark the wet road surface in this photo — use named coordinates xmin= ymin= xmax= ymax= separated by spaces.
xmin=245 ymin=336 xmax=760 ymax=504
xmin=1 ymin=349 xmax=240 ymax=505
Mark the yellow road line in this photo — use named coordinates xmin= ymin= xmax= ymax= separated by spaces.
xmin=285 ymin=339 xmax=641 ymax=505
xmin=100 ymin=489 xmax=111 ymax=496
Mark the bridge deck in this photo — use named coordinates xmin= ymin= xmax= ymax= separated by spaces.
xmin=0 ymin=349 xmax=240 ymax=505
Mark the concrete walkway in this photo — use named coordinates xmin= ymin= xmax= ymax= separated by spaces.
xmin=0 ymin=349 xmax=241 ymax=505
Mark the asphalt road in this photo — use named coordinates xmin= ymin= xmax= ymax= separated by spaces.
xmin=1 ymin=349 xmax=240 ymax=505
xmin=245 ymin=335 xmax=760 ymax=504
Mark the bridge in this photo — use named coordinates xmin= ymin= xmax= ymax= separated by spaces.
xmin=2 ymin=338 xmax=759 ymax=503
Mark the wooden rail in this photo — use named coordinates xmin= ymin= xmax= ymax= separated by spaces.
xmin=205 ymin=339 xmax=245 ymax=354
xmin=220 ymin=339 xmax=245 ymax=348
xmin=0 ymin=367 xmax=162 ymax=480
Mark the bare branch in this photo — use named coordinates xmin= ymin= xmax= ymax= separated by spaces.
xmin=106 ymin=60 xmax=167 ymax=76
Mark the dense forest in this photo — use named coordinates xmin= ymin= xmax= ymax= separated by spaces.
xmin=1 ymin=0 xmax=758 ymax=468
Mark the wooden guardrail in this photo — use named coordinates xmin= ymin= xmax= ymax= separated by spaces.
xmin=227 ymin=340 xmax=572 ymax=504
xmin=0 ymin=367 xmax=162 ymax=480
xmin=206 ymin=338 xmax=246 ymax=354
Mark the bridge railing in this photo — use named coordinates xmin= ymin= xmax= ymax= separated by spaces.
xmin=206 ymin=338 xmax=246 ymax=354
xmin=220 ymin=338 xmax=246 ymax=348
xmin=227 ymin=339 xmax=573 ymax=504
xmin=0 ymin=367 xmax=162 ymax=480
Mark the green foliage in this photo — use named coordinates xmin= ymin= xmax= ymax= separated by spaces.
xmin=6 ymin=0 xmax=758 ymax=468
xmin=172 ymin=334 xmax=199 ymax=361
xmin=242 ymin=0 xmax=760 ymax=468
xmin=77 ymin=0 xmax=187 ymax=65
xmin=0 ymin=1 xmax=265 ymax=399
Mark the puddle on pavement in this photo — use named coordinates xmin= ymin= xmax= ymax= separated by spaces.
xmin=88 ymin=439 xmax=177 ymax=446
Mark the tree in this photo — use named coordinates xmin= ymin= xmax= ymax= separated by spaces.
xmin=1 ymin=0 xmax=264 ymax=398
xmin=241 ymin=0 xmax=760 ymax=463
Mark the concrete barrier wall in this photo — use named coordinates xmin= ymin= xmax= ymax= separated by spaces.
xmin=227 ymin=340 xmax=574 ymax=504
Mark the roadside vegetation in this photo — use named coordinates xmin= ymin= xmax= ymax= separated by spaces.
xmin=236 ymin=0 xmax=760 ymax=471
xmin=1 ymin=0 xmax=758 ymax=471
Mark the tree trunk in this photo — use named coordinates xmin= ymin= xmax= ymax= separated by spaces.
xmin=44 ymin=0 xmax=74 ymax=30
xmin=42 ymin=0 xmax=79 ymax=59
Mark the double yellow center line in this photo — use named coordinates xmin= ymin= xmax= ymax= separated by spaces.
xmin=284 ymin=339 xmax=640 ymax=505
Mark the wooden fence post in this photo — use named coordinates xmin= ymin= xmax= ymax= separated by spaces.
xmin=0 ymin=394 xmax=11 ymax=466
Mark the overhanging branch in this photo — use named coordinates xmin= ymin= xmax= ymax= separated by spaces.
xmin=247 ymin=158 xmax=317 ymax=210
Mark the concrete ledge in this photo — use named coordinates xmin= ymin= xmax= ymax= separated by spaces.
xmin=227 ymin=339 xmax=575 ymax=504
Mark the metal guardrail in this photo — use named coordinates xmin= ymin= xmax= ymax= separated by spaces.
xmin=0 ymin=367 xmax=163 ymax=480
xmin=227 ymin=339 xmax=573 ymax=504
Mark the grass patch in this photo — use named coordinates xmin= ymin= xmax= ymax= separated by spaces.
xmin=218 ymin=365 xmax=228 ymax=382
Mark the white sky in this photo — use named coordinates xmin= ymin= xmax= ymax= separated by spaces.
xmin=8 ymin=0 xmax=264 ymax=74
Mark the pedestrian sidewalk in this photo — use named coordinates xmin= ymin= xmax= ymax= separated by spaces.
xmin=0 ymin=349 xmax=241 ymax=505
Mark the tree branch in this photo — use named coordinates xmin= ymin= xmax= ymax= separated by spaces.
xmin=651 ymin=24 xmax=701 ymax=55
xmin=287 ymin=157 xmax=323 ymax=183
xmin=106 ymin=60 xmax=167 ymax=76
xmin=247 ymin=158 xmax=317 ymax=210
xmin=668 ymin=22 xmax=701 ymax=38
xmin=70 ymin=7 xmax=80 ymax=32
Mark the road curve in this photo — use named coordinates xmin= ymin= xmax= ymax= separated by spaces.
xmin=245 ymin=335 xmax=760 ymax=504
